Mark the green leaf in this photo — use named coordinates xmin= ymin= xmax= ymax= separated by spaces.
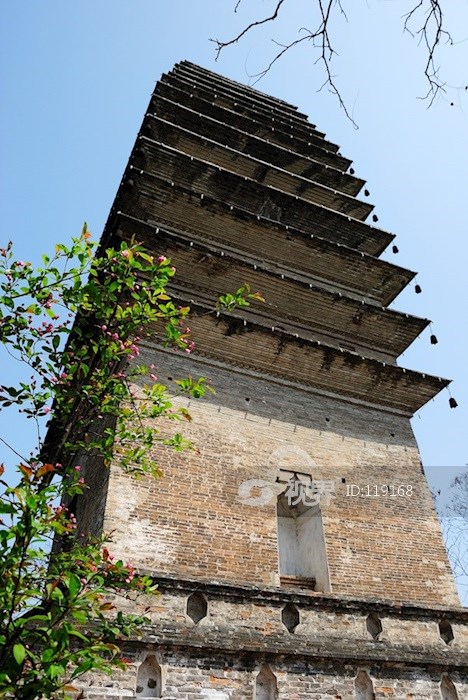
xmin=0 ymin=500 xmax=15 ymax=514
xmin=13 ymin=643 xmax=26 ymax=664
xmin=71 ymin=610 xmax=87 ymax=624
xmin=48 ymin=663 xmax=65 ymax=679
xmin=67 ymin=573 xmax=81 ymax=598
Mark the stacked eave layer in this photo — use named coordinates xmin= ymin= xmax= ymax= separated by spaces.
xmin=102 ymin=62 xmax=450 ymax=415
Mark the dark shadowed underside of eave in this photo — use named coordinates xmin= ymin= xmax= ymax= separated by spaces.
xmin=115 ymin=217 xmax=428 ymax=361
xmin=144 ymin=107 xmax=363 ymax=197
xmin=147 ymin=303 xmax=449 ymax=416
xmin=135 ymin=137 xmax=373 ymax=221
xmin=115 ymin=212 xmax=414 ymax=308
xmin=154 ymin=79 xmax=351 ymax=171
xmin=121 ymin=170 xmax=393 ymax=257
xmin=178 ymin=61 xmax=315 ymax=123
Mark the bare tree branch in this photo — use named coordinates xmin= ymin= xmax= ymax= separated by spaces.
xmin=212 ymin=0 xmax=455 ymax=124
xmin=213 ymin=0 xmax=357 ymax=127
xmin=403 ymin=0 xmax=453 ymax=106
xmin=211 ymin=0 xmax=288 ymax=60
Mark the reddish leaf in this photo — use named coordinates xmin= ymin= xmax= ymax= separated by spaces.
xmin=19 ymin=463 xmax=33 ymax=480
xmin=35 ymin=463 xmax=55 ymax=479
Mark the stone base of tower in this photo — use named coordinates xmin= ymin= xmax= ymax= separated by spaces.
xmin=71 ymin=578 xmax=468 ymax=698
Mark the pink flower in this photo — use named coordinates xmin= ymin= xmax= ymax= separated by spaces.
xmin=74 ymin=465 xmax=81 ymax=471
xmin=16 ymin=260 xmax=25 ymax=267
xmin=78 ymin=478 xmax=85 ymax=484
xmin=101 ymin=325 xmax=107 ymax=331
xmin=121 ymin=249 xmax=131 ymax=258
xmin=150 ymin=374 xmax=158 ymax=381
xmin=158 ymin=255 xmax=167 ymax=262
xmin=43 ymin=406 xmax=51 ymax=414
xmin=170 ymin=266 xmax=176 ymax=273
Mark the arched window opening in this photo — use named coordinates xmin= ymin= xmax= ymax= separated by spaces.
xmin=355 ymin=670 xmax=375 ymax=700
xmin=187 ymin=591 xmax=208 ymax=624
xmin=366 ymin=613 xmax=383 ymax=640
xmin=255 ymin=665 xmax=278 ymax=700
xmin=440 ymin=675 xmax=459 ymax=700
xmin=276 ymin=476 xmax=330 ymax=592
xmin=136 ymin=655 xmax=162 ymax=698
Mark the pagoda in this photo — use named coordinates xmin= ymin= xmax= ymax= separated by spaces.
xmin=73 ymin=62 xmax=468 ymax=699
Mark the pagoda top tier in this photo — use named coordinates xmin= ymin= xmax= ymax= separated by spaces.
xmin=101 ymin=62 xmax=450 ymax=415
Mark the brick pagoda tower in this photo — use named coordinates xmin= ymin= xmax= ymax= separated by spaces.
xmin=75 ymin=62 xmax=468 ymax=699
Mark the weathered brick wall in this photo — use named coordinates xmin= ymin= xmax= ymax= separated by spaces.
xmin=85 ymin=348 xmax=459 ymax=607
xmin=74 ymin=660 xmax=468 ymax=700
xmin=71 ymin=577 xmax=468 ymax=697
xmin=73 ymin=635 xmax=468 ymax=700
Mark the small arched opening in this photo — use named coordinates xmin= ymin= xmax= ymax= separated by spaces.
xmin=440 ymin=675 xmax=459 ymax=700
xmin=255 ymin=665 xmax=278 ymax=700
xmin=136 ymin=655 xmax=162 ymax=698
xmin=355 ymin=670 xmax=375 ymax=700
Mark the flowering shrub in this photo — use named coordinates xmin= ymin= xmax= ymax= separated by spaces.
xmin=0 ymin=226 xmax=211 ymax=698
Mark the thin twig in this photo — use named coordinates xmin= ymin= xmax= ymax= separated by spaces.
xmin=0 ymin=435 xmax=32 ymax=464
xmin=403 ymin=0 xmax=452 ymax=106
xmin=211 ymin=0 xmax=287 ymax=60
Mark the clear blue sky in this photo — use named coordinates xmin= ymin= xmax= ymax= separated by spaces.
xmin=1 ymin=1 xmax=467 ymax=531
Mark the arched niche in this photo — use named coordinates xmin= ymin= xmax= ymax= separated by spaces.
xmin=255 ymin=664 xmax=278 ymax=700
xmin=440 ymin=675 xmax=459 ymax=700
xmin=355 ymin=670 xmax=375 ymax=700
xmin=136 ymin=655 xmax=162 ymax=698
